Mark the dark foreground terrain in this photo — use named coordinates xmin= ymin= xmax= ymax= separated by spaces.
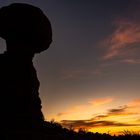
xmin=1 ymin=121 xmax=140 ymax=140
xmin=29 ymin=121 xmax=140 ymax=140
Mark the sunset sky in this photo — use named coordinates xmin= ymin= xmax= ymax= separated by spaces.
xmin=1 ymin=0 xmax=140 ymax=135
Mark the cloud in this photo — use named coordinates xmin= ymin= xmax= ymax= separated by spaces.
xmin=60 ymin=105 xmax=140 ymax=130
xmin=57 ymin=104 xmax=88 ymax=117
xmin=107 ymin=105 xmax=128 ymax=115
xmin=57 ymin=112 xmax=68 ymax=117
xmin=128 ymin=99 xmax=140 ymax=106
xmin=60 ymin=68 xmax=103 ymax=80
xmin=91 ymin=114 xmax=108 ymax=121
xmin=90 ymin=105 xmax=133 ymax=120
xmin=102 ymin=19 xmax=140 ymax=60
xmin=61 ymin=119 xmax=138 ymax=130
xmin=88 ymin=97 xmax=113 ymax=106
xmin=105 ymin=105 xmax=139 ymax=117
xmin=57 ymin=97 xmax=113 ymax=117
xmin=58 ymin=99 xmax=140 ymax=132
xmin=121 ymin=59 xmax=140 ymax=64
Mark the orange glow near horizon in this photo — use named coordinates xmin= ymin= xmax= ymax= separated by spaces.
xmin=44 ymin=96 xmax=140 ymax=135
xmin=89 ymin=126 xmax=140 ymax=136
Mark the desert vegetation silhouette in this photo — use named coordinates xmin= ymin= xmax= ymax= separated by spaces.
xmin=0 ymin=2 xmax=140 ymax=140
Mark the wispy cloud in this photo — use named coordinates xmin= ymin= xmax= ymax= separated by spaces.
xmin=120 ymin=59 xmax=140 ymax=64
xmin=88 ymin=97 xmax=113 ymax=106
xmin=56 ymin=104 xmax=88 ymax=118
xmin=102 ymin=19 xmax=140 ymax=60
xmin=107 ymin=105 xmax=128 ymax=115
xmin=89 ymin=105 xmax=135 ymax=121
xmin=57 ymin=112 xmax=68 ymax=117
xmin=61 ymin=119 xmax=139 ymax=130
xmin=60 ymin=68 xmax=103 ymax=80
xmin=60 ymin=103 xmax=140 ymax=130
xmin=57 ymin=97 xmax=114 ymax=117
xmin=128 ymin=99 xmax=140 ymax=106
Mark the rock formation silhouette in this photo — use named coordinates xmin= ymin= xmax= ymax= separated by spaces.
xmin=0 ymin=3 xmax=52 ymax=139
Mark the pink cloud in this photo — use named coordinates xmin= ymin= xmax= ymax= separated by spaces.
xmin=121 ymin=59 xmax=140 ymax=64
xmin=102 ymin=19 xmax=140 ymax=60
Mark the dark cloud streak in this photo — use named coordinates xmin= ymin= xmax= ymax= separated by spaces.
xmin=61 ymin=119 xmax=139 ymax=130
xmin=60 ymin=105 xmax=140 ymax=129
